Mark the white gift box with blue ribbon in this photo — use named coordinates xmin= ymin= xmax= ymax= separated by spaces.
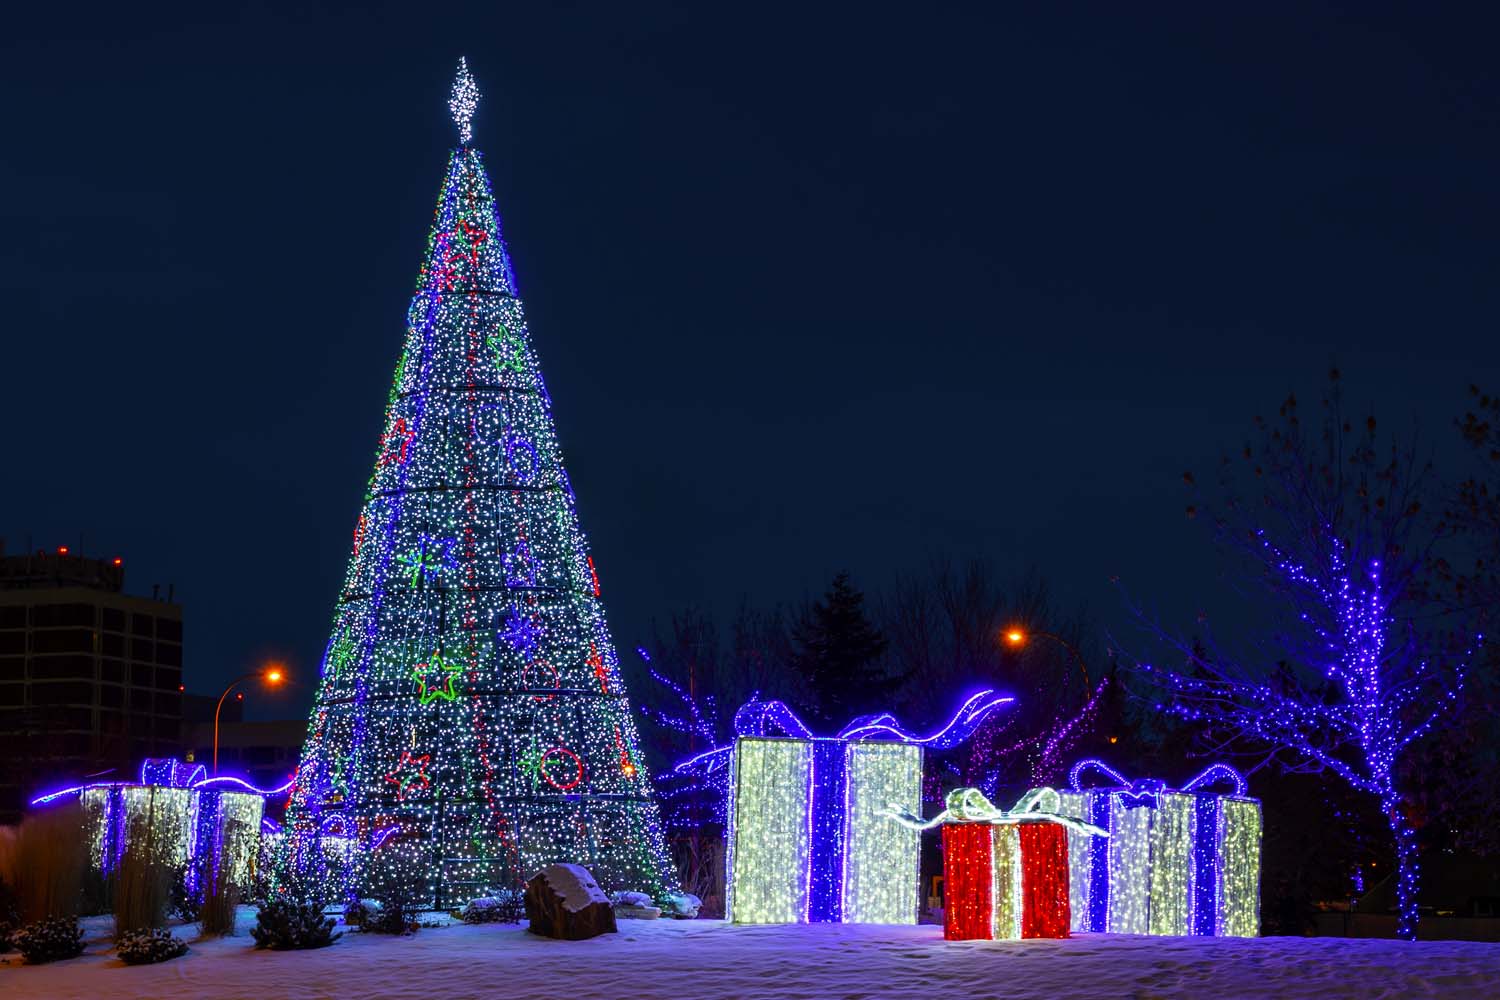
xmin=1046 ymin=759 xmax=1261 ymax=937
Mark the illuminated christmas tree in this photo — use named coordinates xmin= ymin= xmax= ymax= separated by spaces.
xmin=279 ymin=59 xmax=678 ymax=906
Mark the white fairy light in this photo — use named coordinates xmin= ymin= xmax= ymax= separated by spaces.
xmin=450 ymin=57 xmax=480 ymax=144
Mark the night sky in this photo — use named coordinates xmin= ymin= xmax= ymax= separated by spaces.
xmin=4 ymin=3 xmax=1496 ymax=719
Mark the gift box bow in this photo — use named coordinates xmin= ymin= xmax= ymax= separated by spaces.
xmin=881 ymin=787 xmax=1107 ymax=837
xmin=1068 ymin=758 xmax=1248 ymax=807
xmin=673 ymin=689 xmax=1015 ymax=776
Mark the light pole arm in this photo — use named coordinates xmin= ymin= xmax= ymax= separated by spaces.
xmin=213 ymin=672 xmax=256 ymax=775
xmin=1033 ymin=632 xmax=1091 ymax=697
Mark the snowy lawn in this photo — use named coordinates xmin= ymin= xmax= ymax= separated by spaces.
xmin=3 ymin=911 xmax=1498 ymax=999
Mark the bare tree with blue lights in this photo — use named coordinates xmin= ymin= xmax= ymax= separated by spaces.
xmin=1125 ymin=372 xmax=1478 ymax=940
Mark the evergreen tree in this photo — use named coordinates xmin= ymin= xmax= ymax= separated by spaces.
xmin=279 ymin=61 xmax=677 ymax=905
xmin=791 ymin=572 xmax=894 ymax=724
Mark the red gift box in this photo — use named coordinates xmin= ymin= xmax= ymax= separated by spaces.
xmin=943 ymin=821 xmax=1071 ymax=940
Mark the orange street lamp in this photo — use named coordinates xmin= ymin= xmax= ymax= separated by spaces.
xmin=1003 ymin=627 xmax=1091 ymax=697
xmin=214 ymin=664 xmax=287 ymax=774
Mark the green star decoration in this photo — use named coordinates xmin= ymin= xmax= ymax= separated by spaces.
xmin=411 ymin=651 xmax=465 ymax=704
xmin=486 ymin=324 xmax=526 ymax=374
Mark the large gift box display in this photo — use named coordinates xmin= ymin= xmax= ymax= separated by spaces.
xmin=894 ymin=787 xmax=1104 ymax=940
xmin=727 ymin=735 xmax=922 ymax=924
xmin=1050 ymin=759 xmax=1262 ymax=937
xmin=38 ymin=758 xmax=266 ymax=896
xmin=723 ymin=692 xmax=1011 ymax=925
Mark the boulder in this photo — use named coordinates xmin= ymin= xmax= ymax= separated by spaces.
xmin=525 ymin=864 xmax=618 ymax=940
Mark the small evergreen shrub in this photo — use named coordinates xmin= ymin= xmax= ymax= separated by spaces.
xmin=342 ymin=898 xmax=377 ymax=929
xmin=117 ymin=927 xmax=188 ymax=965
xmin=250 ymin=901 xmax=340 ymax=950
xmin=13 ymin=916 xmax=86 ymax=964
xmin=363 ymin=893 xmax=416 ymax=935
xmin=458 ymin=895 xmax=519 ymax=924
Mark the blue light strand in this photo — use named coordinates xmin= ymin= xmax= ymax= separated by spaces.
xmin=678 ymin=689 xmax=1014 ymax=776
xmin=805 ymin=740 xmax=848 ymax=922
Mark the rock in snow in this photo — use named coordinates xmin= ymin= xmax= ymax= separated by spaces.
xmin=525 ymin=864 xmax=617 ymax=940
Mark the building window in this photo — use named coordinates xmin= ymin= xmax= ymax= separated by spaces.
xmin=30 ymin=655 xmax=94 ymax=680
xmin=30 ymin=629 xmax=94 ymax=654
xmin=30 ymin=604 xmax=96 ymax=628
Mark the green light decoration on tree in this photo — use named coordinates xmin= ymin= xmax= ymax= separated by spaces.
xmin=277 ymin=59 xmax=679 ymax=907
xmin=411 ymin=651 xmax=465 ymax=705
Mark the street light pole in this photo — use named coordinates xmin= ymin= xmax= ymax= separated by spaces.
xmin=213 ymin=665 xmax=285 ymax=775
xmin=1004 ymin=628 xmax=1091 ymax=699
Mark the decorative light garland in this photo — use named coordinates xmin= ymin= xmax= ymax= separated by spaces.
xmin=679 ymin=689 xmax=1013 ymax=776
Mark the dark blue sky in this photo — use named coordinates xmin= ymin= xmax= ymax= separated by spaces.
xmin=3 ymin=3 xmax=1496 ymax=718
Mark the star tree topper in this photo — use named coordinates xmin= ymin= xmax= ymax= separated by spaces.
xmin=450 ymin=57 xmax=480 ymax=145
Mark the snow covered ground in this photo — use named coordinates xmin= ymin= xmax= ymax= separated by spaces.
xmin=3 ymin=911 xmax=1498 ymax=999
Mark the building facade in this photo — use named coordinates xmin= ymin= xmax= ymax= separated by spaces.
xmin=0 ymin=548 xmax=183 ymax=822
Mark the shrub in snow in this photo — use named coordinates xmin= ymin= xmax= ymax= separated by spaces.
xmin=251 ymin=901 xmax=340 ymax=950
xmin=343 ymin=898 xmax=379 ymax=929
xmin=364 ymin=893 xmax=418 ymax=935
xmin=12 ymin=916 xmax=86 ymax=964
xmin=611 ymin=890 xmax=661 ymax=919
xmin=0 ymin=876 xmax=19 ymax=952
xmin=459 ymin=896 xmax=519 ymax=924
xmin=117 ymin=927 xmax=188 ymax=965
xmin=611 ymin=891 xmax=652 ymax=908
xmin=661 ymin=893 xmax=701 ymax=919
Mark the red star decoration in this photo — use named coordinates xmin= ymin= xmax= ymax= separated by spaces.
xmin=384 ymin=751 xmax=431 ymax=801
xmin=379 ymin=418 xmax=414 ymax=466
